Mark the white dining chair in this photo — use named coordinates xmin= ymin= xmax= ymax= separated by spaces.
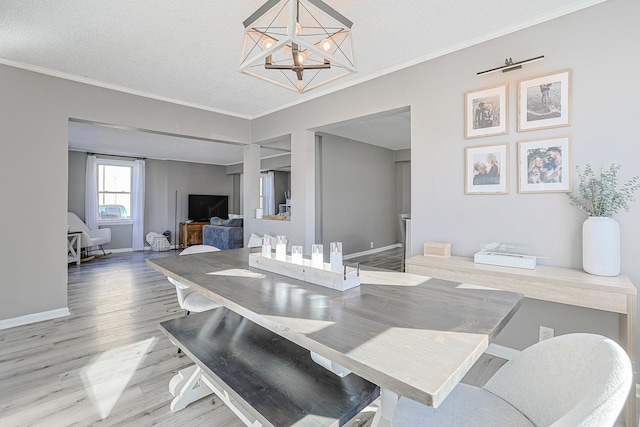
xmin=168 ymin=245 xmax=221 ymax=315
xmin=392 ymin=333 xmax=632 ymax=427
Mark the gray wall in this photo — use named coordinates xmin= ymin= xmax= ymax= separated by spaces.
xmin=0 ymin=64 xmax=249 ymax=322
xmin=318 ymin=133 xmax=399 ymax=254
xmin=68 ymin=151 xmax=234 ymax=249
xmin=249 ymin=0 xmax=640 ymax=356
xmin=396 ymin=161 xmax=411 ymax=242
xmin=144 ymin=158 xmax=234 ymax=246
xmin=273 ymin=170 xmax=290 ymax=208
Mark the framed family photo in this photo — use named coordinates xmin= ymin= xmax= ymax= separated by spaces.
xmin=517 ymin=136 xmax=572 ymax=193
xmin=518 ymin=69 xmax=571 ymax=132
xmin=465 ymin=143 xmax=509 ymax=194
xmin=464 ymin=84 xmax=508 ymax=139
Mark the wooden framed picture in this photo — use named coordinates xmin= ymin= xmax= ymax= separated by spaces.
xmin=517 ymin=136 xmax=572 ymax=193
xmin=465 ymin=143 xmax=509 ymax=194
xmin=518 ymin=69 xmax=571 ymax=132
xmin=464 ymin=84 xmax=508 ymax=139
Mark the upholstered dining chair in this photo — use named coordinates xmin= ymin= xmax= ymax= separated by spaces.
xmin=392 ymin=333 xmax=632 ymax=427
xmin=167 ymin=245 xmax=221 ymax=315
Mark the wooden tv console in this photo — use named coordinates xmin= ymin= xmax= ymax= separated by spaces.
xmin=178 ymin=221 xmax=209 ymax=249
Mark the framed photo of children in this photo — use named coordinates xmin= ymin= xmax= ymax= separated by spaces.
xmin=465 ymin=143 xmax=509 ymax=194
xmin=464 ymin=84 xmax=508 ymax=139
xmin=518 ymin=69 xmax=571 ymax=132
xmin=517 ymin=136 xmax=572 ymax=193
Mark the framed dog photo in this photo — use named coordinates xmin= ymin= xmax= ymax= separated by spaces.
xmin=517 ymin=136 xmax=572 ymax=193
xmin=465 ymin=143 xmax=509 ymax=194
xmin=464 ymin=84 xmax=508 ymax=139
xmin=518 ymin=69 xmax=571 ymax=132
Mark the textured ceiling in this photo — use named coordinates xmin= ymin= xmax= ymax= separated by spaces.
xmin=0 ymin=0 xmax=604 ymax=119
xmin=2 ymin=1 xmax=603 ymax=163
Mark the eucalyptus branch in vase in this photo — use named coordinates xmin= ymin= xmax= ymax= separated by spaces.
xmin=568 ymin=164 xmax=640 ymax=217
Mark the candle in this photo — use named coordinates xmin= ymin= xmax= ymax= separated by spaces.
xmin=311 ymin=244 xmax=324 ymax=269
xmin=291 ymin=245 xmax=303 ymax=264
xmin=275 ymin=235 xmax=287 ymax=261
xmin=330 ymin=242 xmax=342 ymax=273
xmin=261 ymin=236 xmax=272 ymax=258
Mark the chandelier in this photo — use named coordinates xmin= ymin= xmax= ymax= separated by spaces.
xmin=239 ymin=0 xmax=356 ymax=93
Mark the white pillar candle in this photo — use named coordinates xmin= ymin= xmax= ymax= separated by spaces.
xmin=330 ymin=242 xmax=343 ymax=273
xmin=311 ymin=244 xmax=324 ymax=269
xmin=261 ymin=236 xmax=272 ymax=258
xmin=275 ymin=235 xmax=287 ymax=261
xmin=291 ymin=245 xmax=303 ymax=264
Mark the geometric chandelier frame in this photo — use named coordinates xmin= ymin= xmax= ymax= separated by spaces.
xmin=240 ymin=0 xmax=356 ymax=93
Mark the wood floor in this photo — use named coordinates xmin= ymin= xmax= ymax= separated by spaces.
xmin=0 ymin=249 xmax=505 ymax=427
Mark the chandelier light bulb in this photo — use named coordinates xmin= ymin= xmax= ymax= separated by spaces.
xmin=296 ymin=51 xmax=307 ymax=65
xmin=262 ymin=39 xmax=275 ymax=50
xmin=321 ymin=38 xmax=334 ymax=52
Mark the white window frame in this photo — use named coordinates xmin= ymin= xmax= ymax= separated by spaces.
xmin=96 ymin=158 xmax=134 ymax=226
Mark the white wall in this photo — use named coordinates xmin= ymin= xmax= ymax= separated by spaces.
xmin=250 ymin=0 xmax=640 ymax=354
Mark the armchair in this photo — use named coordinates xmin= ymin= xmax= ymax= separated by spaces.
xmin=392 ymin=333 xmax=632 ymax=427
xmin=67 ymin=212 xmax=112 ymax=256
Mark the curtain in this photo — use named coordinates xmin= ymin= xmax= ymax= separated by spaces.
xmin=84 ymin=155 xmax=99 ymax=231
xmin=132 ymin=159 xmax=146 ymax=251
xmin=262 ymin=171 xmax=275 ymax=215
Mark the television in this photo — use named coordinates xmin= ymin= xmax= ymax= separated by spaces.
xmin=188 ymin=194 xmax=229 ymax=221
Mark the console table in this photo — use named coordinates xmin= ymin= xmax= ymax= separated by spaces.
xmin=405 ymin=254 xmax=637 ymax=426
xmin=178 ymin=221 xmax=208 ymax=249
xmin=147 ymin=248 xmax=523 ymax=426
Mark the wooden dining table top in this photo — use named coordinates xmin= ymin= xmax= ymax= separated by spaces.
xmin=147 ymin=248 xmax=523 ymax=408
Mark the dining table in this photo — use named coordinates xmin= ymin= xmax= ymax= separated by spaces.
xmin=147 ymin=247 xmax=523 ymax=426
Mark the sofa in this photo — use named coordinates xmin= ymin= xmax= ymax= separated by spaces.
xmin=202 ymin=217 xmax=244 ymax=250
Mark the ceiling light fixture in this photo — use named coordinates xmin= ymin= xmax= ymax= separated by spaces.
xmin=477 ymin=56 xmax=545 ymax=76
xmin=239 ymin=0 xmax=356 ymax=93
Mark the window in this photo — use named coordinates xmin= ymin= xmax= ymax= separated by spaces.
xmin=98 ymin=161 xmax=132 ymax=222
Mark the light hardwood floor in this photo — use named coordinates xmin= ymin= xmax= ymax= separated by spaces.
xmin=0 ymin=249 xmax=505 ymax=426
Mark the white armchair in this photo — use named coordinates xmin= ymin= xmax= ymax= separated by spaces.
xmin=67 ymin=212 xmax=112 ymax=256
xmin=392 ymin=333 xmax=632 ymax=427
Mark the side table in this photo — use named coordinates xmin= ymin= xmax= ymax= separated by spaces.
xmin=67 ymin=231 xmax=82 ymax=265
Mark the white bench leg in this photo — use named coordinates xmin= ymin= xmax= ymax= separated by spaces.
xmin=169 ymin=364 xmax=198 ymax=396
xmin=169 ymin=365 xmax=214 ymax=413
xmin=370 ymin=388 xmax=398 ymax=427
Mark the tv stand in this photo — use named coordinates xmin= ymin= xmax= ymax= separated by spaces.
xmin=179 ymin=221 xmax=209 ymax=249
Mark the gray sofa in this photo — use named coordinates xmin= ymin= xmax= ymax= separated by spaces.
xmin=202 ymin=217 xmax=244 ymax=250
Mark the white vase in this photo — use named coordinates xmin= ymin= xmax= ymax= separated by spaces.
xmin=582 ymin=217 xmax=620 ymax=276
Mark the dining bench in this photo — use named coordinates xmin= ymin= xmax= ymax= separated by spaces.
xmin=160 ymin=307 xmax=380 ymax=426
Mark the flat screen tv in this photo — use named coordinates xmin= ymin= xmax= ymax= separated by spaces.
xmin=188 ymin=194 xmax=228 ymax=221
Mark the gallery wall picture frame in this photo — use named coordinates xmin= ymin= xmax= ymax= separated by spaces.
xmin=465 ymin=143 xmax=509 ymax=195
xmin=517 ymin=69 xmax=571 ymax=132
xmin=517 ymin=135 xmax=572 ymax=193
xmin=464 ymin=84 xmax=508 ymax=139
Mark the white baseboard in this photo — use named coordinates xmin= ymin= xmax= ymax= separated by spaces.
xmin=0 ymin=307 xmax=70 ymax=331
xmin=343 ymin=243 xmax=402 ymax=260
xmin=104 ymin=245 xmax=179 ymax=254
xmin=110 ymin=247 xmax=133 ymax=253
